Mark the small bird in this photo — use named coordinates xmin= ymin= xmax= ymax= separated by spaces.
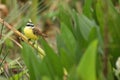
xmin=24 ymin=19 xmax=47 ymax=40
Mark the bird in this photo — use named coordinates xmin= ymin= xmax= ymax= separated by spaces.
xmin=23 ymin=19 xmax=47 ymax=41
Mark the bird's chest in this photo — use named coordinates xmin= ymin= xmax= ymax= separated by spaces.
xmin=24 ymin=27 xmax=38 ymax=40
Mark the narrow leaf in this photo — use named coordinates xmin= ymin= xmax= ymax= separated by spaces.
xmin=77 ymin=40 xmax=98 ymax=80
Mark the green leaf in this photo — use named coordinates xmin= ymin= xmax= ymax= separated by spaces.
xmin=95 ymin=0 xmax=120 ymax=67
xmin=57 ymin=22 xmax=76 ymax=71
xmin=58 ymin=5 xmax=74 ymax=33
xmin=106 ymin=1 xmax=120 ymax=66
xmin=72 ymin=10 xmax=97 ymax=41
xmin=40 ymin=39 xmax=64 ymax=79
xmin=83 ymin=0 xmax=93 ymax=18
xmin=78 ymin=14 xmax=95 ymax=40
xmin=72 ymin=10 xmax=99 ymax=55
xmin=59 ymin=23 xmax=76 ymax=56
xmin=71 ymin=10 xmax=88 ymax=50
xmin=21 ymin=43 xmax=50 ymax=80
xmin=77 ymin=40 xmax=98 ymax=80
xmin=95 ymin=0 xmax=105 ymax=31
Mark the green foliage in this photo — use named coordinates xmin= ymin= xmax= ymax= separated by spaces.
xmin=77 ymin=40 xmax=98 ymax=80
xmin=40 ymin=38 xmax=64 ymax=79
xmin=21 ymin=40 xmax=64 ymax=80
xmin=21 ymin=43 xmax=50 ymax=80
xmin=83 ymin=0 xmax=93 ymax=18
xmin=21 ymin=3 xmax=101 ymax=80
xmin=57 ymin=22 xmax=76 ymax=71
xmin=1 ymin=0 xmax=120 ymax=80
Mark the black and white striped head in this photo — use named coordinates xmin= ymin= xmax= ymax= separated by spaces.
xmin=26 ymin=19 xmax=34 ymax=27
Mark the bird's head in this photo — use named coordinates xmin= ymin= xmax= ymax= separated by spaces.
xmin=26 ymin=19 xmax=34 ymax=27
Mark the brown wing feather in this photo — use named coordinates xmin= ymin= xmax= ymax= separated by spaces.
xmin=32 ymin=27 xmax=47 ymax=37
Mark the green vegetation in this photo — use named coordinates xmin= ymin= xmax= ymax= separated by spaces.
xmin=0 ymin=0 xmax=120 ymax=80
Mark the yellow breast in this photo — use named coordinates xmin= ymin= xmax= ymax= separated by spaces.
xmin=24 ymin=27 xmax=38 ymax=40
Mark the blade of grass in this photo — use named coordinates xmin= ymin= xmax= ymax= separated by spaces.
xmin=77 ymin=40 xmax=98 ymax=80
xmin=40 ymin=38 xmax=64 ymax=79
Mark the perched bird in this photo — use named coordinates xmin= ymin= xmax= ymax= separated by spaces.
xmin=24 ymin=19 xmax=47 ymax=40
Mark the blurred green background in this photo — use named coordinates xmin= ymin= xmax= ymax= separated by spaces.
xmin=0 ymin=0 xmax=120 ymax=80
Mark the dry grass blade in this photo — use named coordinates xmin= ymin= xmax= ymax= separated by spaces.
xmin=0 ymin=44 xmax=3 ymax=55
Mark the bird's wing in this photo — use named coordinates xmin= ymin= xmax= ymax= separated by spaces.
xmin=32 ymin=27 xmax=47 ymax=37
